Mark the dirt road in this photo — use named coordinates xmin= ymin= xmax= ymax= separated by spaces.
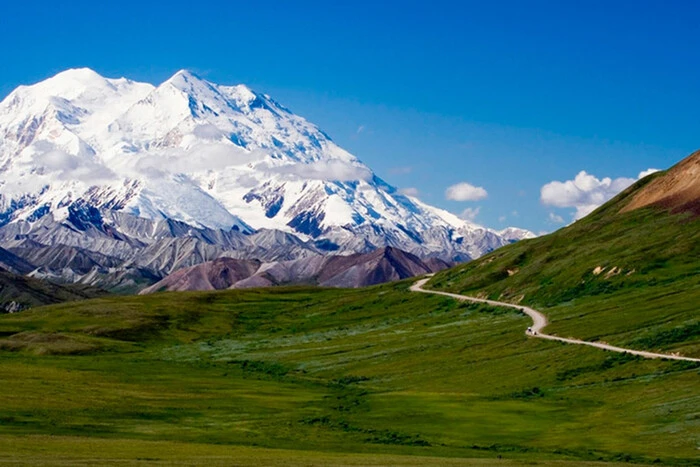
xmin=410 ymin=277 xmax=700 ymax=363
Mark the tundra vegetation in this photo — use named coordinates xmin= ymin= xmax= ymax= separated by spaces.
xmin=0 ymin=277 xmax=697 ymax=465
xmin=0 ymin=166 xmax=698 ymax=465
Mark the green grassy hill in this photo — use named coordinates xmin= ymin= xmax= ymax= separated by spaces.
xmin=427 ymin=164 xmax=699 ymax=358
xmin=0 ymin=153 xmax=698 ymax=465
xmin=0 ymin=281 xmax=698 ymax=465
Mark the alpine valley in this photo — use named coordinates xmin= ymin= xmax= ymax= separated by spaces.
xmin=0 ymin=68 xmax=533 ymax=294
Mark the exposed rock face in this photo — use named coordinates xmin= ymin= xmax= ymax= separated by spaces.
xmin=314 ymin=247 xmax=440 ymax=288
xmin=3 ymin=301 xmax=24 ymax=314
xmin=140 ymin=258 xmax=261 ymax=292
xmin=621 ymin=150 xmax=700 ymax=217
xmin=140 ymin=247 xmax=452 ymax=293
xmin=0 ymin=212 xmax=325 ymax=292
xmin=0 ymin=247 xmax=35 ymax=275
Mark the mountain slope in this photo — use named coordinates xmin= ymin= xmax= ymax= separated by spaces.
xmin=141 ymin=246 xmax=451 ymax=293
xmin=0 ymin=68 xmax=532 ymax=284
xmin=427 ymin=150 xmax=700 ymax=357
xmin=139 ymin=258 xmax=262 ymax=292
xmin=620 ymin=148 xmax=700 ymax=216
xmin=0 ymin=247 xmax=34 ymax=275
xmin=0 ymin=267 xmax=106 ymax=313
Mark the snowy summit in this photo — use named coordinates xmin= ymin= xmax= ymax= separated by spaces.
xmin=0 ymin=68 xmax=534 ymax=268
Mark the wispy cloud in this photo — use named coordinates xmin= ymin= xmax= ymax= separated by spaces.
xmin=33 ymin=149 xmax=117 ymax=182
xmin=4 ymin=144 xmax=119 ymax=196
xmin=460 ymin=207 xmax=481 ymax=221
xmin=267 ymin=160 xmax=373 ymax=182
xmin=134 ymin=143 xmax=263 ymax=178
xmin=548 ymin=212 xmax=565 ymax=224
xmin=134 ymin=143 xmax=373 ymax=183
xmin=399 ymin=187 xmax=419 ymax=197
xmin=389 ymin=166 xmax=413 ymax=175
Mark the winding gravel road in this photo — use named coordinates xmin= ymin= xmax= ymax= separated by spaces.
xmin=411 ymin=276 xmax=700 ymax=363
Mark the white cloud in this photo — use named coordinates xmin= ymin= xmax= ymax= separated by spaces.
xmin=460 ymin=206 xmax=481 ymax=221
xmin=389 ymin=166 xmax=413 ymax=175
xmin=445 ymin=182 xmax=488 ymax=201
xmin=356 ymin=125 xmax=366 ymax=135
xmin=193 ymin=124 xmax=225 ymax=140
xmin=548 ymin=212 xmax=565 ymax=224
xmin=134 ymin=143 xmax=262 ymax=177
xmin=267 ymin=160 xmax=373 ymax=182
xmin=638 ymin=168 xmax=660 ymax=178
xmin=3 ymin=146 xmax=119 ymax=196
xmin=235 ymin=173 xmax=260 ymax=188
xmin=31 ymin=149 xmax=117 ymax=183
xmin=540 ymin=168 xmax=657 ymax=220
xmin=130 ymin=141 xmax=379 ymax=184
xmin=10 ymin=136 xmax=374 ymax=197
xmin=399 ymin=187 xmax=419 ymax=197
xmin=498 ymin=215 xmax=507 ymax=222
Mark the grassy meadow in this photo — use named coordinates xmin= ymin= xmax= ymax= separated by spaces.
xmin=0 ymin=280 xmax=698 ymax=465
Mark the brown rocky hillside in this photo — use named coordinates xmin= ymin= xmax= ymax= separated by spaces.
xmin=621 ymin=150 xmax=700 ymax=216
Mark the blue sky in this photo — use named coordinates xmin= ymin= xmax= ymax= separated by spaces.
xmin=1 ymin=0 xmax=698 ymax=233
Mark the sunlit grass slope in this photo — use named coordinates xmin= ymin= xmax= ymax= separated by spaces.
xmin=428 ymin=172 xmax=700 ymax=358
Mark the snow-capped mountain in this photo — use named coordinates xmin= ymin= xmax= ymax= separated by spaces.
xmin=0 ymin=68 xmax=533 ymax=289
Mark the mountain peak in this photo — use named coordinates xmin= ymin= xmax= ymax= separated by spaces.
xmin=0 ymin=69 xmax=534 ymax=268
xmin=164 ymin=69 xmax=209 ymax=90
xmin=45 ymin=68 xmax=113 ymax=90
xmin=52 ymin=67 xmax=104 ymax=80
xmin=0 ymin=68 xmax=113 ymax=103
xmin=169 ymin=69 xmax=202 ymax=80
xmin=163 ymin=72 xmax=262 ymax=109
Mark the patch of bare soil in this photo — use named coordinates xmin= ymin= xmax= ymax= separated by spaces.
xmin=621 ymin=150 xmax=700 ymax=217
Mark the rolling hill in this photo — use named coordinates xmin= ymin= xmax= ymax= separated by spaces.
xmin=428 ymin=150 xmax=700 ymax=357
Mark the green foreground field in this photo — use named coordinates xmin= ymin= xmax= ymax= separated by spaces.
xmin=0 ymin=281 xmax=698 ymax=465
xmin=0 ymin=435 xmax=661 ymax=466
